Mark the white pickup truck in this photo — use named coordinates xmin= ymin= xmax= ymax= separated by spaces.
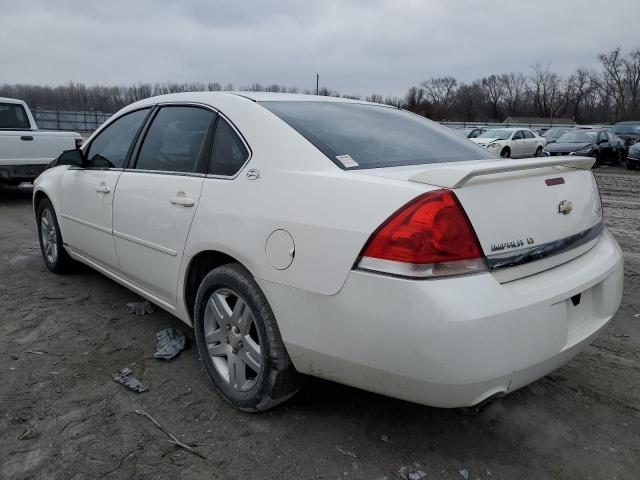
xmin=0 ymin=97 xmax=82 ymax=185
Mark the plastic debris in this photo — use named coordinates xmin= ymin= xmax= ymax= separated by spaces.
xmin=379 ymin=434 xmax=390 ymax=443
xmin=112 ymin=367 xmax=148 ymax=393
xmin=335 ymin=446 xmax=358 ymax=458
xmin=27 ymin=350 xmax=46 ymax=355
xmin=398 ymin=464 xmax=427 ymax=480
xmin=154 ymin=328 xmax=186 ymax=361
xmin=126 ymin=301 xmax=156 ymax=316
xmin=459 ymin=468 xmax=469 ymax=479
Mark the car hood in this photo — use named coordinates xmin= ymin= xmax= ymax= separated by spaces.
xmin=471 ymin=137 xmax=500 ymax=144
xmin=545 ymin=142 xmax=594 ymax=153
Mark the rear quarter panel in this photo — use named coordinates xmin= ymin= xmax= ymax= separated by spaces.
xmin=180 ymin=99 xmax=430 ymax=297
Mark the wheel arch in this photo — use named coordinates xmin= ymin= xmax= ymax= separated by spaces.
xmin=33 ymin=189 xmax=50 ymax=215
xmin=183 ymin=249 xmax=247 ymax=322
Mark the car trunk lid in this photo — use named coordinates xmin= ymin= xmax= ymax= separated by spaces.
xmin=361 ymin=156 xmax=603 ymax=282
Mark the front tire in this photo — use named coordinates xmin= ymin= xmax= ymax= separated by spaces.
xmin=500 ymin=147 xmax=510 ymax=158
xmin=193 ymin=263 xmax=300 ymax=412
xmin=535 ymin=146 xmax=543 ymax=157
xmin=37 ymin=198 xmax=75 ymax=273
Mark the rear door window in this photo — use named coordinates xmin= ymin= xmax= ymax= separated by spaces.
xmin=136 ymin=106 xmax=216 ymax=173
xmin=85 ymin=108 xmax=151 ymax=168
xmin=523 ymin=130 xmax=534 ymax=139
xmin=260 ymin=101 xmax=494 ymax=169
xmin=209 ymin=119 xmax=249 ymax=176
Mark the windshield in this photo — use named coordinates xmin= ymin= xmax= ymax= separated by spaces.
xmin=260 ymin=101 xmax=494 ymax=169
xmin=556 ymin=131 xmax=598 ymax=143
xmin=613 ymin=124 xmax=640 ymax=135
xmin=543 ymin=128 xmax=569 ymax=139
xmin=478 ymin=129 xmax=512 ymax=140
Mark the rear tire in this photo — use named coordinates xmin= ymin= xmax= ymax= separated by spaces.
xmin=193 ymin=263 xmax=300 ymax=412
xmin=500 ymin=147 xmax=510 ymax=158
xmin=535 ymin=146 xmax=543 ymax=157
xmin=36 ymin=198 xmax=75 ymax=274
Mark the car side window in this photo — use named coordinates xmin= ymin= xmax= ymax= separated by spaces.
xmin=523 ymin=130 xmax=534 ymax=139
xmin=85 ymin=108 xmax=150 ymax=169
xmin=136 ymin=106 xmax=216 ymax=173
xmin=598 ymin=132 xmax=608 ymax=143
xmin=512 ymin=131 xmax=523 ymax=140
xmin=209 ymin=119 xmax=249 ymax=176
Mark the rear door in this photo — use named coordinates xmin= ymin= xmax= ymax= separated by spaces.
xmin=112 ymin=105 xmax=216 ymax=304
xmin=59 ymin=108 xmax=151 ymax=267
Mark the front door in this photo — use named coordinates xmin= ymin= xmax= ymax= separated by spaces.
xmin=510 ymin=130 xmax=525 ymax=157
xmin=112 ymin=105 xmax=216 ymax=304
xmin=58 ymin=108 xmax=151 ymax=267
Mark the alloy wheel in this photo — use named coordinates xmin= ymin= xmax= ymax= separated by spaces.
xmin=203 ymin=288 xmax=262 ymax=391
xmin=40 ymin=208 xmax=58 ymax=264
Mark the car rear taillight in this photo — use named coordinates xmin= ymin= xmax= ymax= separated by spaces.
xmin=356 ymin=189 xmax=486 ymax=278
xmin=75 ymin=138 xmax=83 ymax=149
xmin=591 ymin=172 xmax=604 ymax=220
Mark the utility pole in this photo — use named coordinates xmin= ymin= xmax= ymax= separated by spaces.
xmin=316 ymin=74 xmax=319 ymax=95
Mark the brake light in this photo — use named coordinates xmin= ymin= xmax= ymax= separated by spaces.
xmin=591 ymin=172 xmax=604 ymax=220
xmin=356 ymin=189 xmax=486 ymax=278
xmin=75 ymin=138 xmax=83 ymax=149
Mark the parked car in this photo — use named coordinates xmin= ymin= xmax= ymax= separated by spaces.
xmin=471 ymin=127 xmax=546 ymax=158
xmin=543 ymin=129 xmax=626 ymax=165
xmin=453 ymin=126 xmax=487 ymax=139
xmin=612 ymin=121 xmax=640 ymax=147
xmin=542 ymin=128 xmax=572 ymax=144
xmin=0 ymin=97 xmax=82 ymax=185
xmin=625 ymin=139 xmax=640 ymax=169
xmin=33 ymin=92 xmax=622 ymax=411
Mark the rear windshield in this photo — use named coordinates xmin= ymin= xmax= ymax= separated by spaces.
xmin=259 ymin=101 xmax=494 ymax=169
xmin=0 ymin=103 xmax=31 ymax=129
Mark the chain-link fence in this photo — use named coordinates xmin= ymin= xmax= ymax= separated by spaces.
xmin=31 ymin=109 xmax=112 ymax=133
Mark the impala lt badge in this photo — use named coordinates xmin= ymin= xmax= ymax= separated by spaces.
xmin=558 ymin=200 xmax=573 ymax=215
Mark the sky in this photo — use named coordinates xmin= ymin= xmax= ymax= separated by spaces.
xmin=1 ymin=0 xmax=638 ymax=97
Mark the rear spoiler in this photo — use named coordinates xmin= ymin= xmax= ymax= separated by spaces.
xmin=409 ymin=156 xmax=595 ymax=189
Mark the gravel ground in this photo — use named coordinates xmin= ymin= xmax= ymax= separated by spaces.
xmin=1 ymin=166 xmax=639 ymax=480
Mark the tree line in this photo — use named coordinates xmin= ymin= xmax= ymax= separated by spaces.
xmin=1 ymin=47 xmax=638 ymax=123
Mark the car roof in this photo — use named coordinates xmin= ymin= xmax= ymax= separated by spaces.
xmin=124 ymin=91 xmax=390 ymax=111
xmin=614 ymin=120 xmax=640 ymax=125
xmin=0 ymin=97 xmax=26 ymax=105
xmin=487 ymin=127 xmax=529 ymax=131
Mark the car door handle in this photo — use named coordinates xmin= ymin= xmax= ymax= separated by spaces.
xmin=96 ymin=185 xmax=111 ymax=194
xmin=20 ymin=135 xmax=34 ymax=141
xmin=170 ymin=195 xmax=195 ymax=207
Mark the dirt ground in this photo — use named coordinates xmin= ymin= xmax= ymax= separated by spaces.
xmin=1 ymin=166 xmax=639 ymax=480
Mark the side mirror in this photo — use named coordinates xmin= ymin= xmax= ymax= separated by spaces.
xmin=56 ymin=148 xmax=85 ymax=167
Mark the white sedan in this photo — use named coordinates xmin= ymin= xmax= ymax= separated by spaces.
xmin=33 ymin=93 xmax=622 ymax=411
xmin=471 ymin=127 xmax=547 ymax=158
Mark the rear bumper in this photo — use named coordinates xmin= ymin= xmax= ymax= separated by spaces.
xmin=258 ymin=229 xmax=623 ymax=408
xmin=0 ymin=164 xmax=47 ymax=183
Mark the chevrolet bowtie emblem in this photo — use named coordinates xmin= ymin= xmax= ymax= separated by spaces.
xmin=558 ymin=200 xmax=573 ymax=215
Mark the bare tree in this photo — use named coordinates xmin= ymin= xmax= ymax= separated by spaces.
xmin=419 ymin=77 xmax=458 ymax=107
